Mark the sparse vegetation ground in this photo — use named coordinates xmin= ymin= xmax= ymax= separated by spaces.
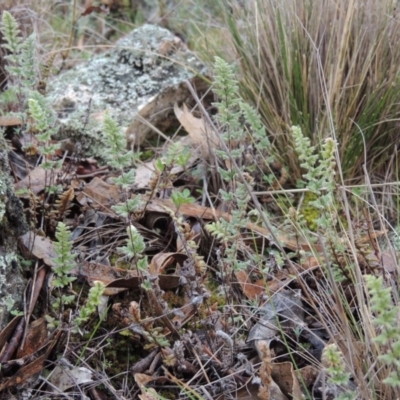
xmin=2 ymin=1 xmax=400 ymax=399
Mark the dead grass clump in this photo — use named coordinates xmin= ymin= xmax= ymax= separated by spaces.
xmin=220 ymin=0 xmax=400 ymax=183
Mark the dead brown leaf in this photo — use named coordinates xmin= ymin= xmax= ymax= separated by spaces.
xmin=75 ymin=261 xmax=181 ymax=293
xmin=248 ymin=291 xmax=304 ymax=351
xmin=149 ymin=252 xmax=187 ymax=275
xmin=81 ymin=5 xmax=105 ymax=16
xmin=135 ymin=373 xmax=169 ymax=400
xmin=296 ymin=365 xmax=319 ymax=389
xmin=380 ymin=251 xmax=398 ymax=273
xmin=78 ymin=176 xmax=120 ymax=206
xmin=235 ymin=269 xmax=265 ymax=299
xmin=260 ymin=269 xmax=296 ymax=293
xmin=217 ymin=382 xmax=260 ymax=400
xmin=14 ymin=167 xmax=48 ymax=195
xmin=20 ymin=231 xmax=57 ymax=268
xmin=48 ymin=365 xmax=93 ymax=393
xmin=134 ymin=161 xmax=158 ymax=189
xmin=139 ymin=392 xmax=159 ymax=400
xmin=145 ymin=197 xmax=320 ymax=252
xmin=134 ymin=142 xmax=198 ymax=189
xmin=174 ymin=103 xmax=218 ymax=158
xmin=301 ymin=256 xmax=320 ymax=270
xmin=272 ymin=362 xmax=303 ymax=399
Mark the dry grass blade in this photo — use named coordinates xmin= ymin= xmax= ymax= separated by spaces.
xmin=222 ymin=0 xmax=400 ymax=181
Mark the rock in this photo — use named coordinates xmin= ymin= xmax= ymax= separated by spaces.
xmin=0 ymin=137 xmax=28 ymax=330
xmin=46 ymin=24 xmax=210 ymax=158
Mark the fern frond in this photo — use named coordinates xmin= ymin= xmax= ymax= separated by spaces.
xmin=53 ymin=222 xmax=77 ymax=288
xmin=102 ymin=113 xmax=132 ymax=169
xmin=212 ymin=57 xmax=242 ymax=143
xmin=0 ymin=11 xmax=22 ymax=54
xmin=29 ymin=91 xmax=56 ymax=127
xmin=1 ymin=12 xmax=38 ymax=95
xmin=75 ymin=281 xmax=105 ymax=326
xmin=50 ymin=187 xmax=75 ymax=220
xmin=28 ymin=95 xmax=59 ymax=166
xmin=213 ymin=56 xmax=240 ymax=104
xmin=38 ymin=52 xmax=57 ymax=94
xmin=20 ymin=34 xmax=38 ymax=87
xmin=28 ymin=98 xmax=49 ymax=133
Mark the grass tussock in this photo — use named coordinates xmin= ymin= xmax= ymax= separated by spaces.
xmin=219 ymin=0 xmax=400 ymax=182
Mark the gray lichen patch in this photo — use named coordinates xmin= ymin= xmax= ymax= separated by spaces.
xmin=0 ymin=251 xmax=25 ymax=329
xmin=0 ymin=138 xmax=28 ymax=330
xmin=0 ymin=142 xmax=28 ymax=241
xmin=47 ymin=24 xmax=210 ymax=159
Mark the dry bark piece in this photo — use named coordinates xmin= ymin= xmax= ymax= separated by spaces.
xmin=0 ymin=316 xmax=22 ymax=351
xmin=16 ymin=317 xmax=48 ymax=359
xmin=0 ymin=115 xmax=24 ymax=126
xmin=0 ymin=330 xmax=60 ymax=391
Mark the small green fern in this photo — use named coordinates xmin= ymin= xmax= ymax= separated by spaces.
xmin=0 ymin=11 xmax=38 ymax=99
xmin=1 ymin=10 xmax=60 ymax=184
xmin=118 ymin=225 xmax=148 ymax=271
xmin=28 ymin=97 xmax=61 ymax=171
xmin=75 ymin=281 xmax=105 ymax=326
xmin=1 ymin=11 xmax=22 ymax=54
xmin=102 ymin=113 xmax=134 ymax=170
xmin=52 ymin=222 xmax=77 ymax=309
xmin=366 ymin=275 xmax=400 ymax=387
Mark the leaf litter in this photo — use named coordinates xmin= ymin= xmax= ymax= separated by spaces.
xmin=2 ymin=81 xmax=390 ymax=400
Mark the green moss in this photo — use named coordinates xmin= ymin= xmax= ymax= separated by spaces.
xmin=112 ymin=258 xmax=131 ymax=270
xmin=140 ymin=149 xmax=155 ymax=161
xmin=204 ymin=277 xmax=227 ymax=308
xmin=299 ymin=192 xmax=319 ymax=231
xmin=163 ymin=290 xmax=184 ymax=308
xmin=157 ymin=389 xmax=178 ymax=400
xmin=299 ymin=191 xmax=348 ymax=232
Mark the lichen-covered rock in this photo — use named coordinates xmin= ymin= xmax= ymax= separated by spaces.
xmin=0 ymin=138 xmax=28 ymax=330
xmin=46 ymin=24 xmax=209 ymax=158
